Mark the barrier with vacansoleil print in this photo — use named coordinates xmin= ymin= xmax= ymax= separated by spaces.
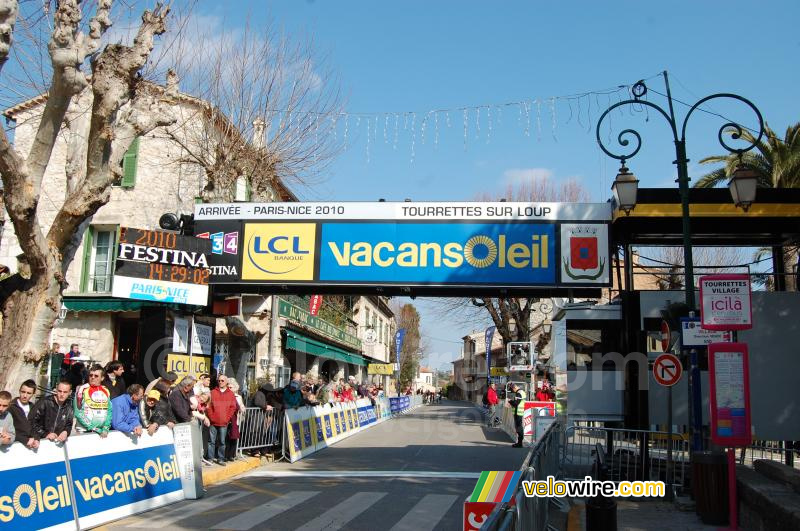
xmin=283 ymin=396 xmax=423 ymax=463
xmin=0 ymin=428 xmax=190 ymax=530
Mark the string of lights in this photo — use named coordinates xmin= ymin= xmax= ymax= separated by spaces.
xmin=253 ymin=73 xmax=673 ymax=165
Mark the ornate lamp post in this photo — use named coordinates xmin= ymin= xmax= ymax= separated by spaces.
xmin=596 ymin=71 xmax=764 ymax=451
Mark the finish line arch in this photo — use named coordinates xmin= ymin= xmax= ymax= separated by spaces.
xmin=193 ymin=201 xmax=611 ymax=298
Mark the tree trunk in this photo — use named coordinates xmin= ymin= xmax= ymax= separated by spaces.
xmin=0 ymin=263 xmax=62 ymax=390
xmin=784 ymin=247 xmax=798 ymax=292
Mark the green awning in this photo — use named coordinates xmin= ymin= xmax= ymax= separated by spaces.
xmin=285 ymin=329 xmax=367 ymax=366
xmin=64 ymin=297 xmax=147 ymax=313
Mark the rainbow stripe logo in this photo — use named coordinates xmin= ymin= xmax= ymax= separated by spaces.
xmin=469 ymin=471 xmax=522 ymax=503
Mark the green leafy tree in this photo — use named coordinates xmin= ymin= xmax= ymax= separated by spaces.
xmin=695 ymin=123 xmax=800 ymax=290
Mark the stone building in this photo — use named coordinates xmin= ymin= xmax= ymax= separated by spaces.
xmin=2 ymin=88 xmax=396 ymax=394
xmin=0 ymin=88 xmax=292 ymax=386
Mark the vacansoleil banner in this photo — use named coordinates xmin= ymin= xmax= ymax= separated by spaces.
xmin=194 ymin=201 xmax=611 ymax=288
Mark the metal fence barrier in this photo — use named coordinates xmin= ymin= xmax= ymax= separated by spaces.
xmin=562 ymin=423 xmax=689 ymax=493
xmin=237 ymin=407 xmax=284 ymax=455
xmin=482 ymin=420 xmax=563 ymax=531
xmin=738 ymin=440 xmax=798 ymax=469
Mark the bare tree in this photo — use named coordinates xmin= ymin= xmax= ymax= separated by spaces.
xmin=390 ymin=302 xmax=422 ymax=391
xmin=435 ymin=175 xmax=591 ymax=345
xmin=156 ymin=15 xmax=343 ymax=201
xmin=637 ymin=246 xmax=748 ymax=290
xmin=0 ymin=1 xmax=174 ymax=389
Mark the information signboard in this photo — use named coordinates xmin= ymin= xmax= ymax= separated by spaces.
xmin=699 ymin=274 xmax=753 ymax=330
xmin=708 ymin=342 xmax=752 ymax=447
xmin=680 ymin=317 xmax=732 ymax=346
xmin=112 ymin=227 xmax=211 ymax=306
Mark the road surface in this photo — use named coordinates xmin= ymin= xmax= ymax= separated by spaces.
xmin=108 ymin=401 xmax=526 ymax=530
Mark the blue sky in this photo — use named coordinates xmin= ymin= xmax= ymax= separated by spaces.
xmin=188 ymin=1 xmax=799 ymax=371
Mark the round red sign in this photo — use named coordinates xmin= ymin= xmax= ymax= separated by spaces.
xmin=653 ymin=353 xmax=682 ymax=387
xmin=660 ymin=320 xmax=671 ymax=352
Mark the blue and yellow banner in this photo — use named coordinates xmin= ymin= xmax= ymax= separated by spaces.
xmin=320 ymin=223 xmax=555 ymax=285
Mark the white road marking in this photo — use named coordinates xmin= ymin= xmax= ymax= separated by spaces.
xmin=210 ymin=491 xmax=319 ymax=530
xmin=245 ymin=470 xmax=480 ymax=479
xmin=123 ymin=491 xmax=249 ymax=528
xmin=296 ymin=491 xmax=387 ymax=531
xmin=389 ymin=494 xmax=459 ymax=531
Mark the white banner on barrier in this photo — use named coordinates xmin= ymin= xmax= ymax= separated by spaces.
xmin=65 ymin=430 xmax=185 ymax=529
xmin=0 ymin=429 xmax=186 ymax=530
xmin=283 ymin=397 xmax=425 ymax=463
xmin=0 ymin=439 xmax=74 ymax=530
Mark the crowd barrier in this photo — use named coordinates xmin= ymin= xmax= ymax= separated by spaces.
xmin=0 ymin=427 xmax=195 ymax=530
xmin=238 ymin=407 xmax=283 ymax=453
xmin=501 ymin=401 xmax=557 ymax=446
xmin=284 ymin=395 xmax=424 ymax=463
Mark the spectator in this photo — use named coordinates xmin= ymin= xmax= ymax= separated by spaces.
xmin=339 ymin=383 xmax=355 ymax=402
xmin=484 ymin=383 xmax=499 ymax=427
xmin=74 ymin=364 xmax=112 ymax=437
xmin=250 ymin=382 xmax=282 ymax=457
xmin=102 ymin=361 xmax=126 ymax=399
xmin=111 ymin=384 xmax=144 ymax=436
xmin=62 ymin=343 xmax=81 ymax=370
xmin=31 ymin=380 xmax=73 ymax=443
xmin=224 ymin=379 xmax=246 ymax=462
xmin=282 ymin=380 xmax=304 ymax=409
xmin=145 ymin=371 xmax=178 ymax=396
xmin=194 ymin=373 xmax=211 ymax=397
xmin=170 ymin=375 xmax=196 ymax=423
xmin=140 ymin=387 xmax=175 ymax=436
xmin=67 ymin=361 xmax=87 ymax=390
xmin=316 ymin=377 xmax=331 ymax=404
xmin=0 ymin=391 xmax=15 ymax=447
xmin=10 ymin=379 xmax=38 ymax=449
xmin=207 ymin=375 xmax=238 ymax=465
xmin=190 ymin=392 xmax=212 ymax=464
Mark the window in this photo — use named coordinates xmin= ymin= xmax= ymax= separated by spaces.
xmin=119 ymin=137 xmax=139 ymax=188
xmin=81 ymin=227 xmax=117 ymax=293
xmin=378 ymin=318 xmax=384 ymax=344
xmin=365 ymin=308 xmax=371 ymax=330
xmin=234 ymin=176 xmax=251 ymax=202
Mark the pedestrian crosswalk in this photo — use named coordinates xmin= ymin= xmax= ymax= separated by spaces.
xmin=119 ymin=488 xmax=464 ymax=530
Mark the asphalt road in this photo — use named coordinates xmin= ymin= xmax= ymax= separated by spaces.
xmin=109 ymin=401 xmax=527 ymax=530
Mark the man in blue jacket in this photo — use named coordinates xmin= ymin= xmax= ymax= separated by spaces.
xmin=111 ymin=384 xmax=144 ymax=437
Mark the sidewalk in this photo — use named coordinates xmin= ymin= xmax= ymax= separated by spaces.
xmin=568 ymin=499 xmax=719 ymax=531
xmin=202 ymin=455 xmax=266 ymax=486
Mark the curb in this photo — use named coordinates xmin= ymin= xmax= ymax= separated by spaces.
xmin=202 ymin=456 xmax=264 ymax=486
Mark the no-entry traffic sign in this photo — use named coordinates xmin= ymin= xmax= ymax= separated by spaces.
xmin=660 ymin=320 xmax=671 ymax=352
xmin=653 ymin=353 xmax=682 ymax=387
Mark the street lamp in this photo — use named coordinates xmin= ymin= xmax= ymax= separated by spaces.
xmin=728 ymin=163 xmax=759 ymax=211
xmin=611 ymin=163 xmax=639 ymax=215
xmin=596 ymin=71 xmax=764 ymax=452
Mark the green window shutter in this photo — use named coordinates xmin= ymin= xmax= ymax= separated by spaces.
xmin=120 ymin=137 xmax=140 ymax=188
xmin=79 ymin=227 xmax=94 ymax=293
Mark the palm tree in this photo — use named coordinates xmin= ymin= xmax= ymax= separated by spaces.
xmin=695 ymin=122 xmax=800 ymax=290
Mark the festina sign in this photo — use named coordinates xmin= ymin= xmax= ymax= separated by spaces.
xmin=699 ymin=274 xmax=752 ymax=331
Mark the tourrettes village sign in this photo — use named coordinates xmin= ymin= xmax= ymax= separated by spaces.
xmin=193 ymin=201 xmax=612 ymax=291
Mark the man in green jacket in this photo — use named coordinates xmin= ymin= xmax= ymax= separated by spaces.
xmin=74 ymin=364 xmax=112 ymax=437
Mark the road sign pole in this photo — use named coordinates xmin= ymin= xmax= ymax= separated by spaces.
xmin=667 ymin=384 xmax=673 ymax=501
xmin=690 ymin=347 xmax=702 ymax=451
